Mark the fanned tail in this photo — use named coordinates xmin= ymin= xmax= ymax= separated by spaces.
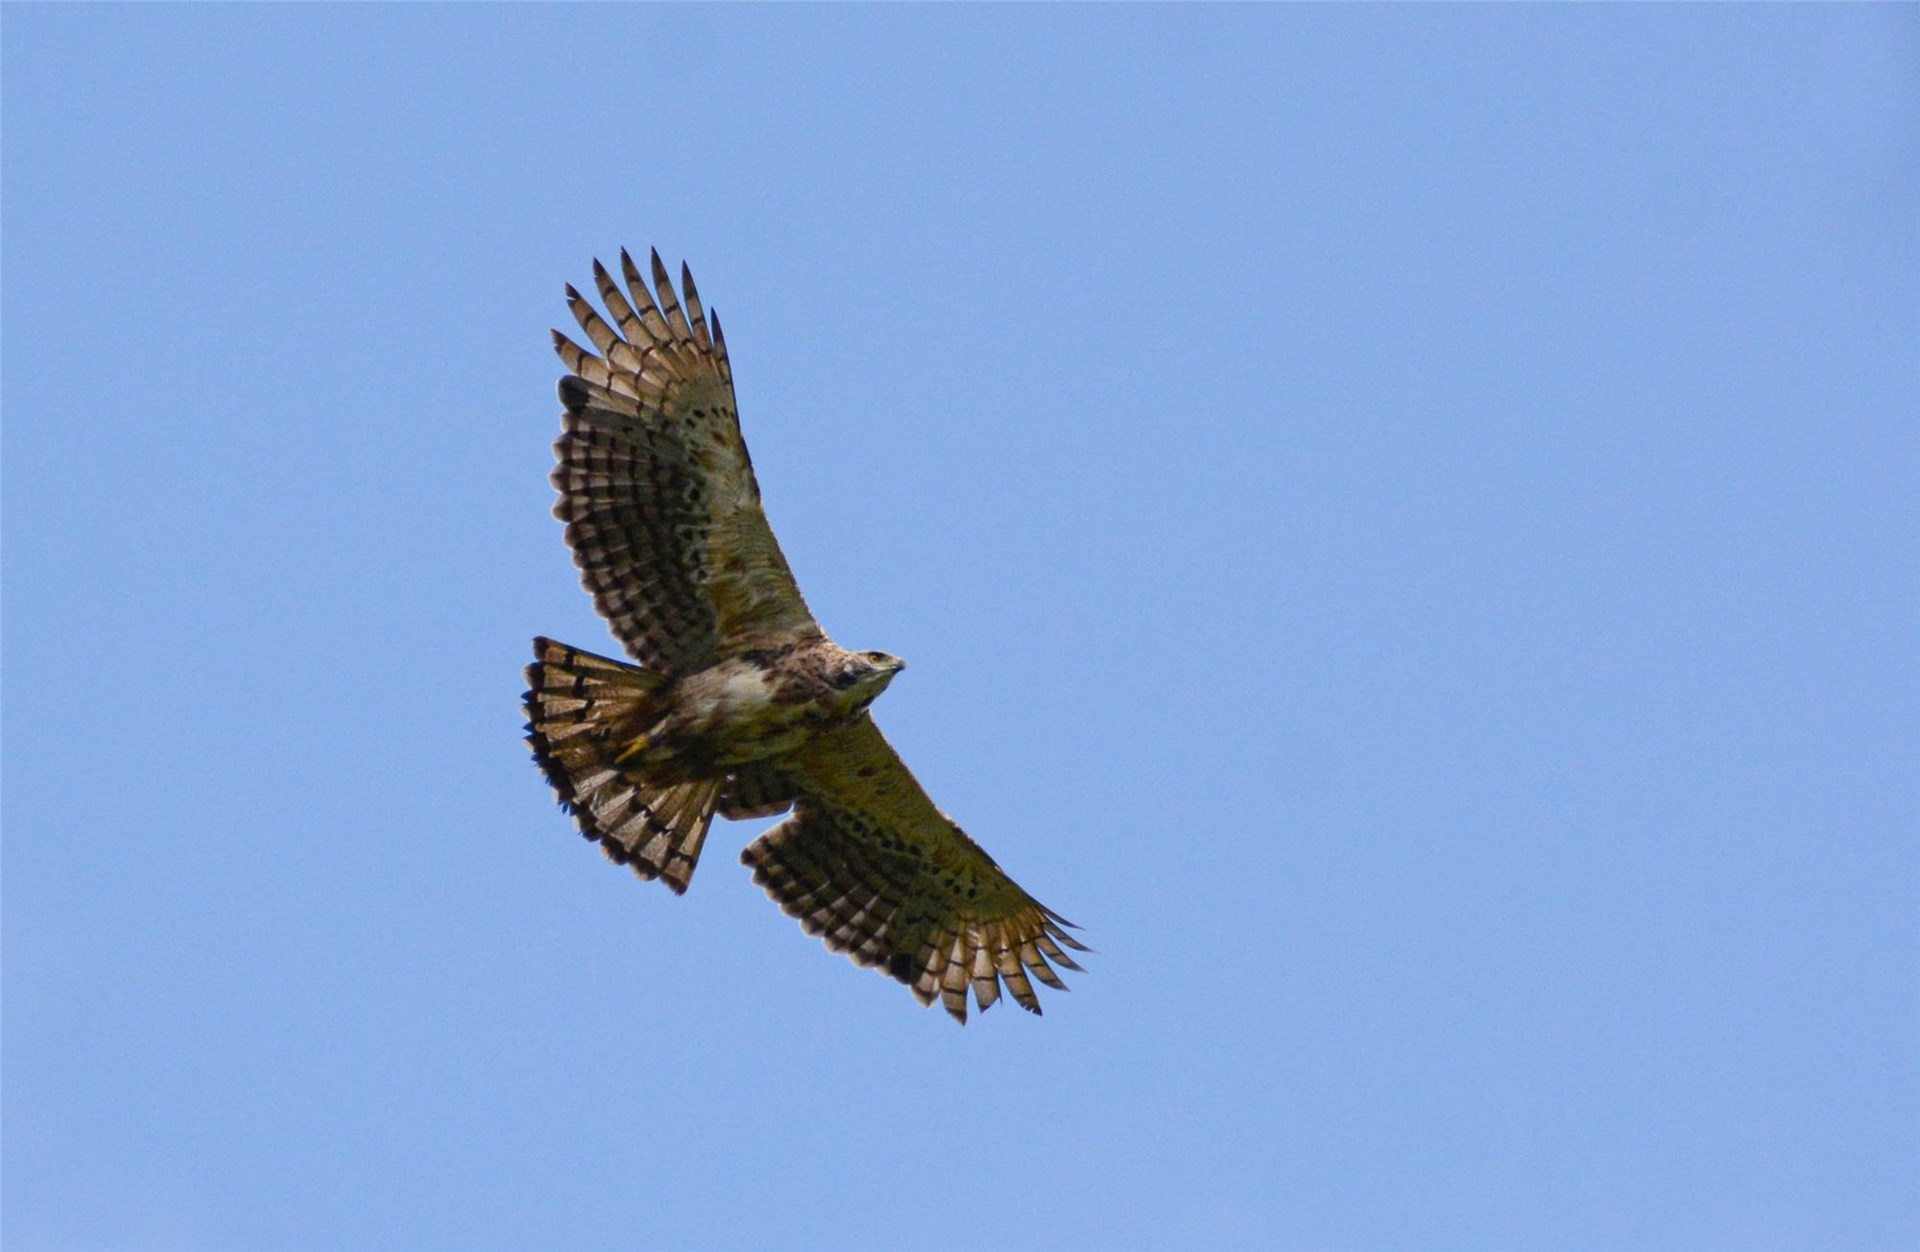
xmin=524 ymin=637 xmax=720 ymax=893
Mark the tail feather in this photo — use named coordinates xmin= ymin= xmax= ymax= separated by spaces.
xmin=524 ymin=637 xmax=719 ymax=894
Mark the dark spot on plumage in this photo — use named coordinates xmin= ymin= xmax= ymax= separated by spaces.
xmin=556 ymin=375 xmax=596 ymax=412
xmin=886 ymin=953 xmax=917 ymax=984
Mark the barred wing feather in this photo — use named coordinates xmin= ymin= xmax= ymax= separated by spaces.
xmin=550 ymin=249 xmax=821 ymax=673
xmin=741 ymin=718 xmax=1088 ymax=1023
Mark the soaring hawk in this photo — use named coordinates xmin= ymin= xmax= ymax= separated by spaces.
xmin=524 ymin=250 xmax=1086 ymax=1022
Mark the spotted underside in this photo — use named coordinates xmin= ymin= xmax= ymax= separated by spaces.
xmin=740 ymin=718 xmax=1088 ymax=1022
xmin=550 ymin=248 xmax=820 ymax=673
xmin=531 ymin=250 xmax=1086 ymax=1021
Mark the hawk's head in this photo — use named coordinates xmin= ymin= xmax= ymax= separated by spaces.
xmin=858 ymin=649 xmax=906 ymax=675
xmin=835 ymin=649 xmax=906 ymax=707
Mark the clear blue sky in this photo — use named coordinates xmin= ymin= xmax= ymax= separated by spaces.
xmin=5 ymin=7 xmax=1914 ymax=1250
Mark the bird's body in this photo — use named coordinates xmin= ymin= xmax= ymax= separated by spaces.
xmin=524 ymin=249 xmax=1085 ymax=1022
xmin=546 ymin=640 xmax=901 ymax=783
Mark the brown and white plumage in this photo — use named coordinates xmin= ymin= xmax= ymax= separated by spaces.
xmin=525 ymin=637 xmax=719 ymax=893
xmin=526 ymin=250 xmax=1086 ymax=1021
xmin=550 ymin=249 xmax=819 ymax=671
xmin=741 ymin=719 xmax=1087 ymax=1022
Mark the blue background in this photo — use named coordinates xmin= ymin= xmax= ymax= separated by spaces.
xmin=5 ymin=7 xmax=1914 ymax=1249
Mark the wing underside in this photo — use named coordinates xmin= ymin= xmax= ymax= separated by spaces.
xmin=550 ymin=250 xmax=821 ymax=673
xmin=741 ymin=718 xmax=1088 ymax=1022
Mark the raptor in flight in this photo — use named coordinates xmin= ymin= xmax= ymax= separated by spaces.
xmin=524 ymin=250 xmax=1086 ymax=1022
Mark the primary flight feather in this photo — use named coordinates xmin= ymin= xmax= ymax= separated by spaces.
xmin=524 ymin=249 xmax=1086 ymax=1022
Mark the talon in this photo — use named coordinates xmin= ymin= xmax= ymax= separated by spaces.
xmin=614 ymin=734 xmax=651 ymax=765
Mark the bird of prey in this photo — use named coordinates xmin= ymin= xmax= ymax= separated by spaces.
xmin=524 ymin=249 xmax=1086 ymax=1022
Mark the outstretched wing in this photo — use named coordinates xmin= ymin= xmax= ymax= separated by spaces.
xmin=550 ymin=249 xmax=821 ymax=673
xmin=740 ymin=718 xmax=1088 ymax=1023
